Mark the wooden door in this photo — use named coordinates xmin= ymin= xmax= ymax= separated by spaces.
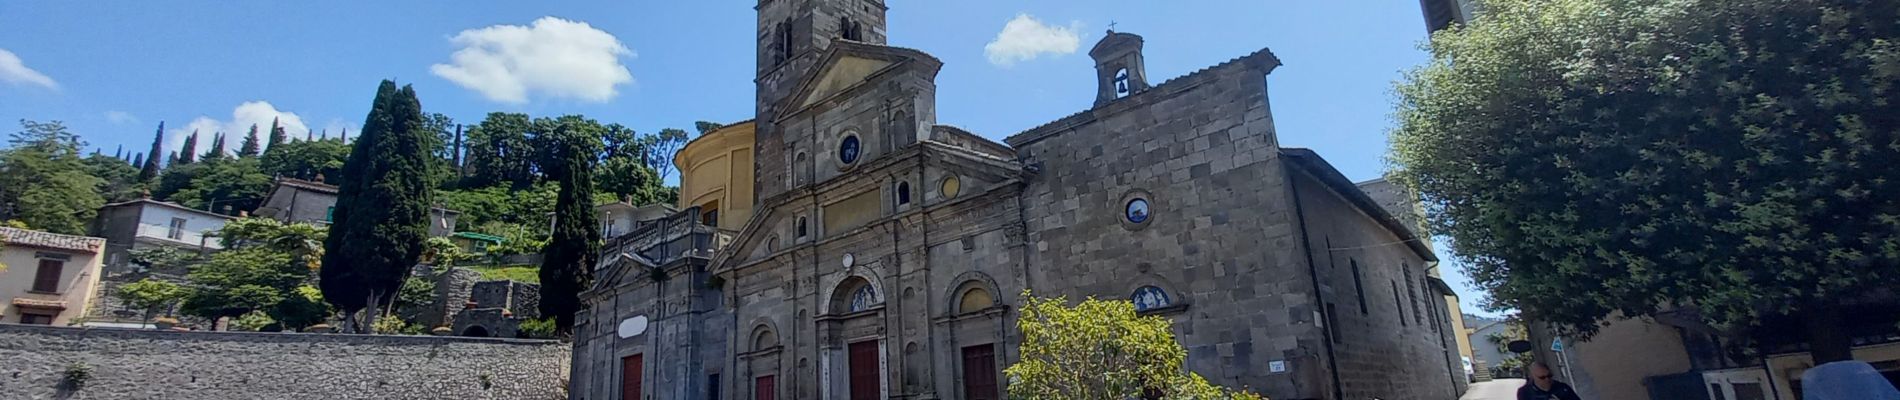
xmin=621 ymin=354 xmax=643 ymax=400
xmin=848 ymin=340 xmax=880 ymax=400
xmin=754 ymin=375 xmax=776 ymax=400
xmin=961 ymin=344 xmax=999 ymax=400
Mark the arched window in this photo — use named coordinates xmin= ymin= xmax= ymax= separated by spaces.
xmin=797 ymin=216 xmax=809 ymax=238
xmin=1114 ymin=68 xmax=1132 ymax=98
xmin=958 ymin=287 xmax=994 ymax=314
xmin=839 ymin=18 xmax=863 ymax=41
xmin=776 ymin=20 xmax=794 ymax=64
xmin=896 ymin=181 xmax=911 ymax=206
xmin=1131 ymin=285 xmax=1171 ymax=312
xmin=753 ymin=327 xmax=779 ymax=350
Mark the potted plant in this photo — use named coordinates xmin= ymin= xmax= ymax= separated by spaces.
xmin=152 ymin=316 xmax=180 ymax=330
xmin=431 ymin=325 xmax=453 ymax=336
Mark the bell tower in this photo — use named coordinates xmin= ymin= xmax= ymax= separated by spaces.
xmin=754 ymin=0 xmax=889 ymax=204
xmin=1090 ymin=30 xmax=1150 ymax=106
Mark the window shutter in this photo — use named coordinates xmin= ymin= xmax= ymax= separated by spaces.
xmin=33 ymin=259 xmax=64 ymax=293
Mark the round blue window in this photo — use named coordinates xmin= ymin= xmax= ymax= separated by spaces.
xmin=1125 ymin=198 xmax=1150 ymax=224
xmin=839 ymin=135 xmax=862 ymax=164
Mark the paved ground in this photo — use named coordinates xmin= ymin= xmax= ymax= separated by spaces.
xmin=1462 ymin=379 xmax=1526 ymax=400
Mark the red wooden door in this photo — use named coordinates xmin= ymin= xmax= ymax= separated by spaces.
xmin=848 ymin=340 xmax=880 ymax=400
xmin=961 ymin=344 xmax=999 ymax=400
xmin=621 ymin=354 xmax=643 ymax=400
xmin=754 ymin=375 xmax=776 ymax=400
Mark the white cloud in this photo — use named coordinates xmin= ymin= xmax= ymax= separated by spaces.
xmin=984 ymin=14 xmax=1083 ymax=67
xmin=0 ymin=48 xmax=58 ymax=90
xmin=166 ymin=101 xmax=311 ymax=156
xmin=431 ymin=17 xmax=635 ymax=104
xmin=104 ymin=111 xmax=139 ymax=125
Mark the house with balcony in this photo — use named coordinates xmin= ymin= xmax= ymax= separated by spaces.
xmin=86 ymin=197 xmax=236 ymax=326
xmin=0 ymin=227 xmax=107 ymax=325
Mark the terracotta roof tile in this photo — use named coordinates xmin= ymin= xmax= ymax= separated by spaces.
xmin=0 ymin=227 xmax=105 ymax=253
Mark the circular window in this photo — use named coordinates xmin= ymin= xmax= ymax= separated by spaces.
xmin=1126 ymin=198 xmax=1150 ymax=223
xmin=940 ymin=175 xmax=962 ymax=199
xmin=838 ymin=135 xmax=862 ymax=164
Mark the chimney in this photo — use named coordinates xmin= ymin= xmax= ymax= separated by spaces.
xmin=1090 ymin=30 xmax=1150 ymax=106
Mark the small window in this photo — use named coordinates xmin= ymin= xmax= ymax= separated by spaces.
xmin=708 ymin=374 xmax=721 ymax=400
xmin=1392 ymin=281 xmax=1406 ymax=327
xmin=1351 ymin=259 xmax=1368 ymax=314
xmin=167 ymin=217 xmax=187 ymax=240
xmin=797 ymin=217 xmax=809 ymax=238
xmin=838 ymin=134 xmax=862 ymax=165
xmin=20 ymin=313 xmax=55 ymax=325
xmin=1131 ymin=285 xmax=1171 ymax=312
xmin=32 ymin=259 xmax=64 ymax=293
xmin=896 ymin=181 xmax=911 ymax=206
xmin=1125 ymin=198 xmax=1150 ymax=224
xmin=940 ymin=175 xmax=961 ymax=199
xmin=326 ymin=207 xmax=335 ymax=222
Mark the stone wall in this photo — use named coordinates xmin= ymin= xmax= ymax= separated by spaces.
xmin=0 ymin=324 xmax=569 ymax=400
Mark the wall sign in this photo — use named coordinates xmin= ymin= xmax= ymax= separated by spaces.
xmin=617 ymin=315 xmax=649 ymax=338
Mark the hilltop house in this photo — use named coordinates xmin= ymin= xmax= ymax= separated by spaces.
xmin=0 ymin=227 xmax=107 ymax=326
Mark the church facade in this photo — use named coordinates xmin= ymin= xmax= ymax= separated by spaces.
xmin=571 ymin=1 xmax=1466 ymax=399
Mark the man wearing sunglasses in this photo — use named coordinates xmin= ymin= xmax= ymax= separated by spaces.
xmin=1517 ymin=362 xmax=1582 ymax=400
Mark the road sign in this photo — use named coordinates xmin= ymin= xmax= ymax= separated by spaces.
xmin=1551 ymin=338 xmax=1564 ymax=352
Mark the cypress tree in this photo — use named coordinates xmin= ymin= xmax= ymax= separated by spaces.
xmin=130 ymin=153 xmax=145 ymax=170
xmin=238 ymin=124 xmax=261 ymax=157
xmin=266 ymin=117 xmax=288 ymax=152
xmin=204 ymin=132 xmax=226 ymax=160
xmin=320 ymin=80 xmax=434 ymax=332
xmin=178 ymin=131 xmax=199 ymax=164
xmin=166 ymin=151 xmax=178 ymax=166
xmin=139 ymin=122 xmax=164 ymax=180
xmin=538 ymin=115 xmax=603 ymax=336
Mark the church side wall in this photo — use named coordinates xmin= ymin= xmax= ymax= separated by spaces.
xmin=1011 ymin=56 xmax=1329 ymax=398
xmin=0 ymin=325 xmax=568 ymax=400
xmin=1290 ymin=169 xmax=1459 ymax=400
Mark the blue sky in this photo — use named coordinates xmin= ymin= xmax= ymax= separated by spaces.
xmin=0 ymin=1 xmax=1499 ymax=317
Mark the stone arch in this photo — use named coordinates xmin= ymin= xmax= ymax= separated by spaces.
xmin=943 ymin=271 xmax=1003 ymax=315
xmin=822 ymin=272 xmax=886 ymax=316
xmin=750 ymin=320 xmax=781 ymax=351
xmin=462 ymin=325 xmax=490 ymax=337
xmin=1122 ymin=268 xmax=1189 ymax=312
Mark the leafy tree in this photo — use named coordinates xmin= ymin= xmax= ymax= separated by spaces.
xmin=168 ymin=157 xmax=271 ymax=215
xmin=273 ymin=285 xmax=333 ymax=331
xmin=177 ymin=131 xmax=198 ymax=165
xmin=536 ymin=115 xmax=604 ymax=336
xmin=423 ymin=236 xmax=475 ymax=266
xmin=180 ymin=247 xmax=298 ymax=321
xmin=321 ymin=81 xmax=434 ymax=333
xmin=83 ymin=152 xmax=143 ymax=202
xmin=1005 ymin=291 xmax=1264 ymax=400
xmin=0 ymin=120 xmax=106 ymax=234
xmin=201 ymin=132 xmax=226 ymax=161
xmin=119 ymin=278 xmax=188 ymax=322
xmin=463 ymin=112 xmax=537 ymax=189
xmin=422 ymin=112 xmax=458 ymax=187
xmin=139 ymin=122 xmax=164 ymax=181
xmin=238 ymin=124 xmax=261 ymax=158
xmin=637 ymin=127 xmax=689 ymax=182
xmin=694 ymin=120 xmax=725 ymax=136
xmin=265 ymin=118 xmax=288 ymax=153
xmin=259 ymin=138 xmax=349 ymax=181
xmin=1388 ymin=0 xmax=1900 ymax=363
xmin=230 ymin=310 xmax=276 ymax=331
xmin=597 ymin=156 xmax=667 ymax=205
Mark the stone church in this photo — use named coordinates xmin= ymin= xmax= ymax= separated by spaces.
xmin=571 ymin=1 xmax=1467 ymax=399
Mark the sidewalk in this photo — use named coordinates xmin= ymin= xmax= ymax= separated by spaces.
xmin=1462 ymin=379 xmax=1525 ymax=400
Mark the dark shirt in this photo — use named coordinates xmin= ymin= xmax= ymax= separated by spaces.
xmin=1518 ymin=381 xmax=1583 ymax=400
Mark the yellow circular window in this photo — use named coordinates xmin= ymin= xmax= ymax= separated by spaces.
xmin=940 ymin=175 xmax=962 ymax=199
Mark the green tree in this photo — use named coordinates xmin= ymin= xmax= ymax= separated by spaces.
xmin=423 ymin=236 xmax=474 ymax=267
xmin=637 ymin=127 xmax=689 ymax=182
xmin=259 ymin=138 xmax=349 ymax=181
xmin=321 ymin=81 xmax=435 ymax=333
xmin=180 ymin=247 xmax=298 ymax=321
xmin=596 ymin=156 xmax=667 ymax=205
xmin=177 ymin=131 xmax=199 ymax=165
xmin=238 ymin=124 xmax=261 ymax=158
xmin=168 ymin=157 xmax=271 ymax=215
xmin=422 ymin=112 xmax=457 ymax=187
xmin=1388 ymin=0 xmax=1900 ymax=363
xmin=536 ymin=115 xmax=604 ymax=336
xmin=265 ymin=118 xmax=288 ymax=153
xmin=202 ymin=132 xmax=227 ymax=161
xmin=118 ymin=278 xmax=188 ymax=322
xmin=0 ymin=120 xmax=106 ymax=235
xmin=1005 ymin=291 xmax=1264 ymax=400
xmin=138 ymin=122 xmax=164 ymax=181
xmin=83 ymin=152 xmax=143 ymax=202
xmin=463 ymin=112 xmax=537 ymax=189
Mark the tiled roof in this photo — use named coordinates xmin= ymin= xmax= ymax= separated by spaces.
xmin=0 ymin=227 xmax=105 ymax=253
xmin=99 ymin=198 xmax=237 ymax=220
xmin=277 ymin=177 xmax=339 ymax=194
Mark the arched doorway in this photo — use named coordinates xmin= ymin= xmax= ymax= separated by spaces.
xmin=462 ymin=326 xmax=490 ymax=337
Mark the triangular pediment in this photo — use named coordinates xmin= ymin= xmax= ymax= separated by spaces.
xmin=776 ymin=41 xmax=942 ymax=120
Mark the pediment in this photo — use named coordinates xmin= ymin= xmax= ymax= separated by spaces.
xmin=776 ymin=41 xmax=942 ymax=120
xmin=799 ymin=56 xmax=894 ymax=110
